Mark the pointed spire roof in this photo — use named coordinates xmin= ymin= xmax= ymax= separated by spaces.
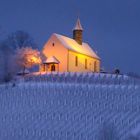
xmin=73 ymin=18 xmax=83 ymax=31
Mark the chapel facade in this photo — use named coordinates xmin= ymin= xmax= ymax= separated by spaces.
xmin=40 ymin=18 xmax=101 ymax=73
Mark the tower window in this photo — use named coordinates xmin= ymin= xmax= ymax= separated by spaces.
xmin=75 ymin=56 xmax=78 ymax=66
xmin=85 ymin=59 xmax=87 ymax=69
xmin=52 ymin=43 xmax=55 ymax=46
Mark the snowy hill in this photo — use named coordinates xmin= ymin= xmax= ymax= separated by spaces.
xmin=0 ymin=73 xmax=140 ymax=140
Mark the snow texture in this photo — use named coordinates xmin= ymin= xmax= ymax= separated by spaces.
xmin=44 ymin=56 xmax=60 ymax=64
xmin=73 ymin=18 xmax=83 ymax=31
xmin=0 ymin=73 xmax=140 ymax=140
xmin=53 ymin=33 xmax=100 ymax=59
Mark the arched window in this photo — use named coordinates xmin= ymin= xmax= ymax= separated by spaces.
xmin=52 ymin=43 xmax=55 ymax=46
xmin=94 ymin=61 xmax=97 ymax=72
xmin=75 ymin=56 xmax=78 ymax=66
xmin=85 ymin=59 xmax=87 ymax=69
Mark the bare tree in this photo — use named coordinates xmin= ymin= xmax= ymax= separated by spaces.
xmin=0 ymin=41 xmax=16 ymax=83
xmin=6 ymin=30 xmax=37 ymax=49
xmin=0 ymin=30 xmax=39 ymax=82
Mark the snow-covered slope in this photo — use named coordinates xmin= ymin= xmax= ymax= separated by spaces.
xmin=0 ymin=73 xmax=140 ymax=140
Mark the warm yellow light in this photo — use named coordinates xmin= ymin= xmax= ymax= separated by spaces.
xmin=31 ymin=56 xmax=41 ymax=63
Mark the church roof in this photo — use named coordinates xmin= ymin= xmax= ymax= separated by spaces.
xmin=54 ymin=33 xmax=100 ymax=59
xmin=73 ymin=18 xmax=83 ymax=31
xmin=44 ymin=56 xmax=60 ymax=64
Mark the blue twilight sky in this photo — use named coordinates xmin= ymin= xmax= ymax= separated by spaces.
xmin=0 ymin=0 xmax=140 ymax=74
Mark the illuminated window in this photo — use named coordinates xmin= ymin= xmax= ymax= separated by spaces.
xmin=75 ymin=56 xmax=78 ymax=66
xmin=85 ymin=59 xmax=87 ymax=69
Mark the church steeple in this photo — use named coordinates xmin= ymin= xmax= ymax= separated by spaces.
xmin=73 ymin=18 xmax=83 ymax=45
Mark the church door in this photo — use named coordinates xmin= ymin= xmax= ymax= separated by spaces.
xmin=51 ymin=64 xmax=55 ymax=71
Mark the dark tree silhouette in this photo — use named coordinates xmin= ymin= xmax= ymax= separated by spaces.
xmin=0 ymin=41 xmax=16 ymax=83
xmin=6 ymin=30 xmax=37 ymax=50
xmin=0 ymin=30 xmax=38 ymax=82
xmin=114 ymin=69 xmax=120 ymax=74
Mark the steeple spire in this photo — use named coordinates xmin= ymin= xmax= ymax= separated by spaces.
xmin=73 ymin=18 xmax=83 ymax=45
xmin=73 ymin=18 xmax=83 ymax=31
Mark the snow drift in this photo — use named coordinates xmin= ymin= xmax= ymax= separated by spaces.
xmin=0 ymin=73 xmax=140 ymax=140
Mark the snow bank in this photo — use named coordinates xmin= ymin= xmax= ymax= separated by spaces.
xmin=0 ymin=79 xmax=139 ymax=140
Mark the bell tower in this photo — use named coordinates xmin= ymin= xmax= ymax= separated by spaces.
xmin=73 ymin=18 xmax=83 ymax=45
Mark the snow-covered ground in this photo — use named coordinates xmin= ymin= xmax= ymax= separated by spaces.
xmin=26 ymin=72 xmax=140 ymax=85
xmin=0 ymin=73 xmax=140 ymax=140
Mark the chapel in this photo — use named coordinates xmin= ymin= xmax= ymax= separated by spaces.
xmin=40 ymin=18 xmax=100 ymax=72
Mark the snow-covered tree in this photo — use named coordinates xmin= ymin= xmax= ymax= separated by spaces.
xmin=0 ymin=30 xmax=39 ymax=82
xmin=15 ymin=47 xmax=41 ymax=74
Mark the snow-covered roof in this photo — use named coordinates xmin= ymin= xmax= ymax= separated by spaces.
xmin=73 ymin=18 xmax=83 ymax=31
xmin=54 ymin=33 xmax=100 ymax=59
xmin=44 ymin=56 xmax=60 ymax=64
